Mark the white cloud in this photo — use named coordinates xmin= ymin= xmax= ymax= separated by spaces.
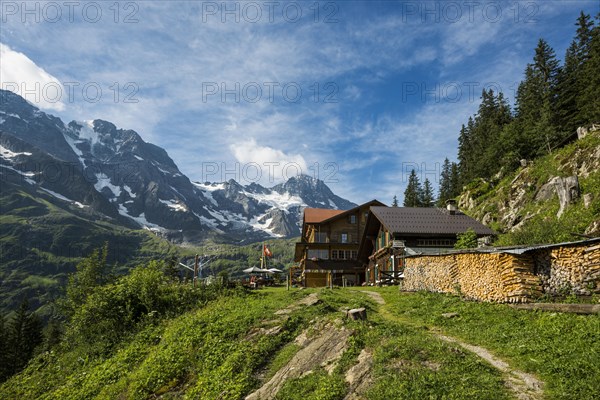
xmin=0 ymin=43 xmax=65 ymax=112
xmin=229 ymin=138 xmax=308 ymax=185
xmin=0 ymin=0 xmax=594 ymax=206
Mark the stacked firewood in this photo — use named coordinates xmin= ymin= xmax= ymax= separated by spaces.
xmin=403 ymin=255 xmax=457 ymax=293
xmin=405 ymin=252 xmax=543 ymax=303
xmin=454 ymin=253 xmax=505 ymax=302
xmin=541 ymin=244 xmax=600 ymax=295
xmin=498 ymin=254 xmax=542 ymax=303
xmin=402 ymin=242 xmax=600 ymax=303
xmin=582 ymin=244 xmax=600 ymax=293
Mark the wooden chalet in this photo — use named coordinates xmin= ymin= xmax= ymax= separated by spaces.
xmin=358 ymin=202 xmax=496 ymax=285
xmin=293 ymin=200 xmax=385 ymax=287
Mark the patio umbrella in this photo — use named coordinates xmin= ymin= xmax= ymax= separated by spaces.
xmin=267 ymin=268 xmax=283 ymax=273
xmin=243 ymin=266 xmax=270 ymax=273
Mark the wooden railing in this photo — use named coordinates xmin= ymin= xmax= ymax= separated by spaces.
xmin=379 ymin=270 xmax=404 ymax=285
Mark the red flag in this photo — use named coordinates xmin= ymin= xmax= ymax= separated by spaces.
xmin=263 ymin=244 xmax=273 ymax=258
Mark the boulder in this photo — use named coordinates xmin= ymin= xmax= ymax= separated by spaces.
xmin=552 ymin=176 xmax=579 ymax=218
xmin=534 ymin=176 xmax=580 ymax=218
xmin=535 ymin=181 xmax=556 ymax=202
xmin=577 ymin=126 xmax=589 ymax=140
xmin=585 ymin=220 xmax=600 ymax=236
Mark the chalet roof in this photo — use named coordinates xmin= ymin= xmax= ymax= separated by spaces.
xmin=303 ymin=200 xmax=386 ymax=225
xmin=370 ymin=206 xmax=496 ymax=236
xmin=316 ymin=199 xmax=386 ymax=224
xmin=357 ymin=206 xmax=496 ymax=262
xmin=304 ymin=208 xmax=345 ymax=224
xmin=477 ymin=236 xmax=600 ymax=255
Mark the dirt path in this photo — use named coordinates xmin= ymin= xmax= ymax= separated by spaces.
xmin=247 ymin=292 xmax=353 ymax=400
xmin=362 ymin=290 xmax=385 ymax=305
xmin=358 ymin=289 xmax=545 ymax=400
xmin=436 ymin=334 xmax=544 ymax=400
xmin=246 ymin=320 xmax=352 ymax=400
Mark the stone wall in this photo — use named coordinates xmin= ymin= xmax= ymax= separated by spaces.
xmin=402 ymin=242 xmax=600 ymax=302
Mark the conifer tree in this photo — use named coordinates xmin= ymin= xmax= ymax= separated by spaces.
xmin=458 ymin=120 xmax=474 ymax=184
xmin=437 ymin=158 xmax=452 ymax=207
xmin=456 ymin=90 xmax=512 ymax=183
xmin=421 ymin=178 xmax=435 ymax=207
xmin=6 ymin=300 xmax=43 ymax=375
xmin=403 ymin=169 xmax=422 ymax=207
xmin=450 ymin=162 xmax=461 ymax=197
xmin=392 ymin=195 xmax=398 ymax=207
xmin=515 ymin=39 xmax=561 ymax=156
xmin=580 ymin=13 xmax=600 ymax=124
xmin=556 ymin=12 xmax=594 ymax=134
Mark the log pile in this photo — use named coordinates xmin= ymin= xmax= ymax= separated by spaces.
xmin=402 ymin=241 xmax=600 ymax=303
xmin=455 ymin=253 xmax=506 ymax=302
xmin=540 ymin=244 xmax=600 ymax=295
xmin=403 ymin=255 xmax=457 ymax=293
xmin=499 ymin=254 xmax=542 ymax=303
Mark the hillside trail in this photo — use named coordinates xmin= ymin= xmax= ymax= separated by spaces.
xmin=357 ymin=290 xmax=545 ymax=400
xmin=246 ymin=292 xmax=352 ymax=400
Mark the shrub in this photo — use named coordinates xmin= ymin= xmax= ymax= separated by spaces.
xmin=454 ymin=228 xmax=478 ymax=249
xmin=65 ymin=261 xmax=201 ymax=356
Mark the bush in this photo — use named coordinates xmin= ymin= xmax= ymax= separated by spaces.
xmin=454 ymin=228 xmax=478 ymax=249
xmin=65 ymin=261 xmax=202 ymax=356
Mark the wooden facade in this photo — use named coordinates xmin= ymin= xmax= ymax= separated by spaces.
xmin=358 ymin=206 xmax=496 ymax=285
xmin=294 ymin=200 xmax=385 ymax=287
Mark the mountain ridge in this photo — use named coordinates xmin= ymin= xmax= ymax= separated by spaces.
xmin=0 ymin=89 xmax=357 ymax=244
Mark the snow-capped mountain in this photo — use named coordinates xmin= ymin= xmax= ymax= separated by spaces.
xmin=0 ymin=90 xmax=356 ymax=243
xmin=192 ymin=175 xmax=356 ymax=239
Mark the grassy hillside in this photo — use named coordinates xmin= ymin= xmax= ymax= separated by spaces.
xmin=1 ymin=280 xmax=598 ymax=399
xmin=458 ymin=130 xmax=600 ymax=245
xmin=0 ymin=182 xmax=297 ymax=317
xmin=0 ymin=185 xmax=179 ymax=318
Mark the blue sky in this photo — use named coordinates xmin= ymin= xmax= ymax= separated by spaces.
xmin=1 ymin=0 xmax=598 ymax=205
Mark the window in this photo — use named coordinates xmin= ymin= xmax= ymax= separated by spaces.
xmin=341 ymin=233 xmax=348 ymax=243
xmin=416 ymin=239 xmax=454 ymax=247
xmin=307 ymin=249 xmax=329 ymax=259
xmin=349 ymin=215 xmax=357 ymax=224
xmin=331 ymin=249 xmax=357 ymax=260
xmin=314 ymin=232 xmax=328 ymax=243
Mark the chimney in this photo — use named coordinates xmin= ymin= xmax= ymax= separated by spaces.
xmin=446 ymin=199 xmax=457 ymax=215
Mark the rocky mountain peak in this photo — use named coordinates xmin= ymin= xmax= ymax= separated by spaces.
xmin=1 ymin=90 xmax=357 ymax=243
